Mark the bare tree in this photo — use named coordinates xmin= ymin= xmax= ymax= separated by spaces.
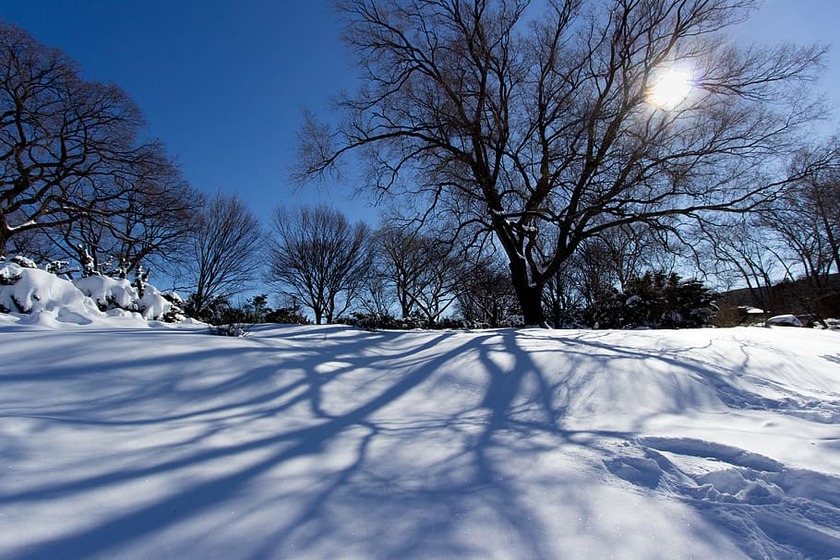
xmin=542 ymin=221 xmax=676 ymax=325
xmin=372 ymin=226 xmax=421 ymax=318
xmin=373 ymin=225 xmax=461 ymax=323
xmin=268 ymin=205 xmax=370 ymax=324
xmin=184 ymin=193 xmax=262 ymax=317
xmin=457 ymin=254 xmax=519 ymax=327
xmin=358 ymin=268 xmax=396 ymax=317
xmin=404 ymin=238 xmax=462 ymax=323
xmin=300 ymin=0 xmax=824 ymax=325
xmin=757 ymin=140 xmax=840 ymax=316
xmin=543 ymin=238 xmax=613 ymax=326
xmin=55 ymin=148 xmax=202 ymax=277
xmin=698 ymin=215 xmax=783 ymax=312
xmin=806 ymin=141 xmax=840 ymax=276
xmin=0 ymin=21 xmax=178 ymax=254
xmin=695 ymin=138 xmax=840 ymax=318
xmin=596 ymin=223 xmax=676 ymax=291
xmin=769 ymin=142 xmax=840 ymax=278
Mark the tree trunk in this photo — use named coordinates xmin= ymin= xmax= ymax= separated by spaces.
xmin=509 ymin=259 xmax=547 ymax=327
xmin=0 ymin=217 xmax=8 ymax=256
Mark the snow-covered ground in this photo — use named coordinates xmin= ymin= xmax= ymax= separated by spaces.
xmin=1 ymin=269 xmax=839 ymax=559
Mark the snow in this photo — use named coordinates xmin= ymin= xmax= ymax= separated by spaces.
xmin=1 ymin=270 xmax=840 ymax=559
xmin=0 ymin=263 xmax=103 ymax=325
xmin=767 ymin=314 xmax=804 ymax=327
xmin=626 ymin=294 xmax=643 ymax=306
xmin=73 ymin=274 xmax=138 ymax=311
xmin=0 ymin=260 xmax=174 ymax=324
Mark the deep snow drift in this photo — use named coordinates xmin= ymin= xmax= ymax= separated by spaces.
xmin=0 ymin=279 xmax=839 ymax=558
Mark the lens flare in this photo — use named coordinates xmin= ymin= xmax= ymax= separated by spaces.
xmin=648 ymin=68 xmax=694 ymax=109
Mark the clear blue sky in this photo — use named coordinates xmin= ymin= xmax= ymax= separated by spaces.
xmin=1 ymin=0 xmax=838 ymax=226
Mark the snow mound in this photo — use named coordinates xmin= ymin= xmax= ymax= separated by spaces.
xmin=767 ymin=314 xmax=803 ymax=327
xmin=138 ymin=285 xmax=173 ymax=321
xmin=0 ymin=262 xmax=103 ymax=325
xmin=73 ymin=274 xmax=174 ymax=320
xmin=73 ymin=275 xmax=137 ymax=310
xmin=0 ymin=259 xmax=175 ymax=327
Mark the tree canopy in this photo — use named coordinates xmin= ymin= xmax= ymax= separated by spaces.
xmin=0 ymin=20 xmax=197 ymax=273
xmin=300 ymin=0 xmax=825 ymax=325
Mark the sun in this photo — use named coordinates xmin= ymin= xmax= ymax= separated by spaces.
xmin=648 ymin=67 xmax=694 ymax=109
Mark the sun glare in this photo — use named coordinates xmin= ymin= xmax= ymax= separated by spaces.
xmin=648 ymin=68 xmax=694 ymax=109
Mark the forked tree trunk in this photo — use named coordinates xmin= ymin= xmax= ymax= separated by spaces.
xmin=509 ymin=258 xmax=547 ymax=327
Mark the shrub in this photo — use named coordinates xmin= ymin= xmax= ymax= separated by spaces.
xmin=586 ymin=272 xmax=716 ymax=329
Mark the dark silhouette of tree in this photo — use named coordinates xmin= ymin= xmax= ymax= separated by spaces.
xmin=698 ymin=215 xmax=782 ymax=313
xmin=587 ymin=271 xmax=715 ymax=329
xmin=457 ymin=255 xmax=519 ymax=327
xmin=373 ymin=225 xmax=461 ymax=323
xmin=268 ymin=205 xmax=370 ymax=325
xmin=184 ymin=193 xmax=262 ymax=318
xmin=299 ymin=0 xmax=824 ymax=325
xmin=700 ymin=138 xmax=840 ymax=318
xmin=55 ymin=150 xmax=202 ymax=277
xmin=760 ymin=139 xmax=840 ymax=318
xmin=543 ymin=223 xmax=674 ymax=326
xmin=0 ymin=21 xmax=185 ymax=256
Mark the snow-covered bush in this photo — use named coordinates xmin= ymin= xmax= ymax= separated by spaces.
xmin=158 ymin=291 xmax=187 ymax=323
xmin=181 ymin=295 xmax=257 ymax=336
xmin=0 ymin=259 xmax=102 ymax=317
xmin=44 ymin=260 xmax=72 ymax=277
xmin=73 ymin=275 xmax=137 ymax=311
xmin=0 ymin=256 xmax=178 ymax=322
xmin=10 ymin=255 xmax=37 ymax=269
xmin=0 ymin=264 xmax=22 ymax=286
xmin=72 ymin=274 xmax=175 ymax=320
xmin=766 ymin=314 xmax=803 ymax=327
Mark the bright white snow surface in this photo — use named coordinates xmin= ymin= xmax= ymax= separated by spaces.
xmin=0 ymin=260 xmax=175 ymax=323
xmin=1 ymin=318 xmax=840 ymax=558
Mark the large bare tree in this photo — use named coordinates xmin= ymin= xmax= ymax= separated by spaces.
xmin=698 ymin=215 xmax=783 ymax=312
xmin=759 ymin=140 xmax=840 ymax=316
xmin=373 ymin=225 xmax=461 ymax=322
xmin=699 ymin=138 xmax=840 ymax=316
xmin=0 ymin=21 xmax=179 ymax=255
xmin=768 ymin=141 xmax=840 ymax=282
xmin=300 ymin=0 xmax=824 ymax=325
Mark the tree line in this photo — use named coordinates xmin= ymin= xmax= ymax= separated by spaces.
xmin=2 ymin=1 xmax=838 ymax=330
xmin=299 ymin=0 xmax=836 ymax=326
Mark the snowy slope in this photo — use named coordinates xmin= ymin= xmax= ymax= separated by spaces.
xmin=1 ymin=313 xmax=839 ymax=559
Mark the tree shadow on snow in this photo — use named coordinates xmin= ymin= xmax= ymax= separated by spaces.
xmin=2 ymin=326 xmax=837 ymax=559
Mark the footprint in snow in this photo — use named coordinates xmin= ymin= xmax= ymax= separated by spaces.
xmin=604 ymin=436 xmax=840 ymax=560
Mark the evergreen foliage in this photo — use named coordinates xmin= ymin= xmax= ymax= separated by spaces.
xmin=586 ymin=272 xmax=716 ymax=329
xmin=264 ymin=306 xmax=310 ymax=325
xmin=184 ymin=293 xmax=310 ymax=335
xmin=340 ymin=311 xmax=463 ymax=331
